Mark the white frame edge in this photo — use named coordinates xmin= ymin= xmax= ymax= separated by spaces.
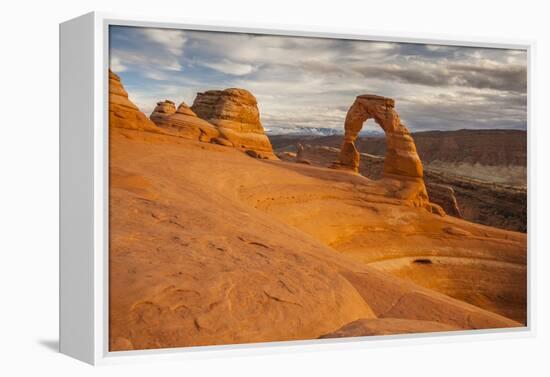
xmin=59 ymin=11 xmax=536 ymax=365
xmin=60 ymin=12 xmax=96 ymax=364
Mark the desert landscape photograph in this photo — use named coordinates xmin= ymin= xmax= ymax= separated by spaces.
xmin=108 ymin=25 xmax=527 ymax=351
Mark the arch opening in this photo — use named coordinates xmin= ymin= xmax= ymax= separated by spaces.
xmin=354 ymin=118 xmax=387 ymax=180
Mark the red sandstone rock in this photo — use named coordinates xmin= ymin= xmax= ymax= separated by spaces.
xmin=426 ymin=183 xmax=462 ymax=218
xmin=332 ymin=94 xmax=429 ymax=208
xmin=191 ymin=88 xmax=277 ymax=159
xmin=211 ymin=137 xmax=234 ymax=147
xmin=150 ymin=101 xmax=221 ymax=142
xmin=109 ymin=70 xmax=160 ymax=133
xmin=335 ymin=95 xmax=423 ymax=178
xmin=149 ymin=100 xmax=176 ymax=127
xmin=319 ymin=318 xmax=459 ymax=338
xmin=109 ymin=128 xmax=525 ymax=350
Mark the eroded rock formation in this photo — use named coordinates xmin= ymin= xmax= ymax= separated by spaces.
xmin=295 ymin=143 xmax=311 ymax=164
xmin=334 ymin=95 xmax=423 ymax=178
xmin=109 ymin=70 xmax=160 ymax=133
xmin=426 ymin=183 xmax=462 ymax=218
xmin=150 ymin=100 xmax=176 ymax=127
xmin=191 ymin=89 xmax=277 ymax=159
xmin=150 ymin=101 xmax=221 ymax=142
xmin=333 ymin=95 xmax=429 ymax=208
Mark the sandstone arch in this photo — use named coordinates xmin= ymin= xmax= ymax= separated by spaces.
xmin=332 ymin=95 xmax=437 ymax=210
xmin=334 ymin=94 xmax=423 ymax=179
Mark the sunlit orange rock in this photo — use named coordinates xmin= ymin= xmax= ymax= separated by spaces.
xmin=109 ymin=127 xmax=525 ymax=350
xmin=109 ymin=70 xmax=160 ymax=133
xmin=151 ymin=101 xmax=220 ymax=142
xmin=150 ymin=100 xmax=176 ymax=127
xmin=191 ymin=88 xmax=277 ymax=159
xmin=333 ymin=95 xmax=430 ymax=208
xmin=335 ymin=95 xmax=423 ymax=178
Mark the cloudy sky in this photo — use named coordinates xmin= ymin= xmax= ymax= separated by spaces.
xmin=110 ymin=25 xmax=527 ymax=134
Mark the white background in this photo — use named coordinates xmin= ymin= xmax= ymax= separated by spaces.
xmin=0 ymin=0 xmax=548 ymax=375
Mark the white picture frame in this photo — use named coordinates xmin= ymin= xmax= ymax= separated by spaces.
xmin=59 ymin=11 xmax=535 ymax=365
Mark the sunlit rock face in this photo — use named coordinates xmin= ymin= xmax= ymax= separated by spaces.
xmin=191 ymin=88 xmax=277 ymax=159
xmin=109 ymin=70 xmax=160 ymax=133
xmin=335 ymin=95 xmax=423 ymax=178
xmin=149 ymin=100 xmax=176 ymax=127
xmin=333 ymin=94 xmax=430 ymax=209
xmin=150 ymin=100 xmax=221 ymax=142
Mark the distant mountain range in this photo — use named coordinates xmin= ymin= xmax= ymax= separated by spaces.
xmin=265 ymin=126 xmax=383 ymax=137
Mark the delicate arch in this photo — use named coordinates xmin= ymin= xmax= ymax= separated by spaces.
xmin=334 ymin=94 xmax=423 ymax=179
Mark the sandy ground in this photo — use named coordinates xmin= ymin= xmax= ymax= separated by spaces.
xmin=109 ymin=128 xmax=526 ymax=351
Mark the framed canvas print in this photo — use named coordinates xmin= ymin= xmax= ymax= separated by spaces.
xmin=59 ymin=12 xmax=533 ymax=365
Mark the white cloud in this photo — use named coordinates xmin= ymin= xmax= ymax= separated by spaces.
xmin=110 ymin=48 xmax=183 ymax=75
xmin=203 ymin=60 xmax=256 ymax=76
xmin=111 ymin=26 xmax=527 ymax=132
xmin=141 ymin=28 xmax=187 ymax=56
xmin=110 ymin=56 xmax=127 ymax=73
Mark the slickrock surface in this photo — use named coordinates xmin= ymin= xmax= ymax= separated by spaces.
xmin=320 ymin=318 xmax=459 ymax=338
xmin=191 ymin=88 xmax=277 ymax=159
xmin=272 ymin=133 xmax=526 ymax=232
xmin=109 ymin=70 xmax=160 ymax=133
xmin=110 ymin=126 xmax=525 ymax=351
xmin=274 ymin=143 xmax=526 ymax=323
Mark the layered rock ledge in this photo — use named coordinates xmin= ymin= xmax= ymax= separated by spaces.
xmin=149 ymin=100 xmax=176 ymax=127
xmin=109 ymin=70 xmax=160 ymax=133
xmin=150 ymin=100 xmax=220 ymax=142
xmin=191 ymin=88 xmax=277 ymax=159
